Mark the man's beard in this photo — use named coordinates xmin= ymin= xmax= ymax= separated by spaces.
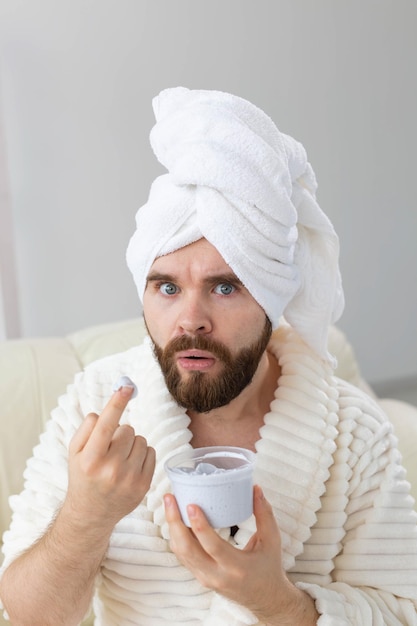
xmin=148 ymin=317 xmax=272 ymax=413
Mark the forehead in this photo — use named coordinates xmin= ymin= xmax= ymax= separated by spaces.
xmin=148 ymin=238 xmax=234 ymax=277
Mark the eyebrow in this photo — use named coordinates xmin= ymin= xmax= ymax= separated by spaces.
xmin=146 ymin=272 xmax=175 ymax=285
xmin=146 ymin=271 xmax=244 ymax=288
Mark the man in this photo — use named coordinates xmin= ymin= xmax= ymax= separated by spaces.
xmin=1 ymin=87 xmax=416 ymax=625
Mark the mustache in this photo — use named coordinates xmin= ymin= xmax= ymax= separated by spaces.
xmin=162 ymin=334 xmax=232 ymax=363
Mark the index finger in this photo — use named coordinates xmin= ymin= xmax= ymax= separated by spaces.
xmin=85 ymin=385 xmax=135 ymax=455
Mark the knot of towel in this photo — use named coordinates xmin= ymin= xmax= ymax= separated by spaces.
xmin=127 ymin=87 xmax=344 ymax=362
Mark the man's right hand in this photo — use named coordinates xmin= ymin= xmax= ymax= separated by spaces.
xmin=66 ymin=384 xmax=156 ymax=528
xmin=0 ymin=385 xmax=156 ymax=626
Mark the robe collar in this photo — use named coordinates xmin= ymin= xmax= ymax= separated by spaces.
xmin=130 ymin=324 xmax=339 ymax=570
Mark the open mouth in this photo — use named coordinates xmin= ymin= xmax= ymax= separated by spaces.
xmin=177 ymin=350 xmax=216 ymax=371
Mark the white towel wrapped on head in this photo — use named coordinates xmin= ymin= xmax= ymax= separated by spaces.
xmin=127 ymin=87 xmax=344 ymax=362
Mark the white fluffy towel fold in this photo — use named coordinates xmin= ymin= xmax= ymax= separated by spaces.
xmin=127 ymin=87 xmax=344 ymax=362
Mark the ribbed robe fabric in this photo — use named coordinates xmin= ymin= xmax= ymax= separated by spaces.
xmin=1 ymin=325 xmax=417 ymax=625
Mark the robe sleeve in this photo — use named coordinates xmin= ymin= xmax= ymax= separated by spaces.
xmin=299 ymin=389 xmax=417 ymax=624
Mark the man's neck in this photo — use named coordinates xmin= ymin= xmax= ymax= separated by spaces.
xmin=188 ymin=351 xmax=280 ymax=451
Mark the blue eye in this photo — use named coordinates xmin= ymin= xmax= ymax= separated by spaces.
xmin=160 ymin=282 xmax=178 ymax=295
xmin=214 ymin=283 xmax=235 ymax=295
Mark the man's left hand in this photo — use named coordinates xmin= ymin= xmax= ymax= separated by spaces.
xmin=164 ymin=485 xmax=318 ymax=624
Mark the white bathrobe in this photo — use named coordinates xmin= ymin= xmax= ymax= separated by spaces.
xmin=2 ymin=325 xmax=417 ymax=625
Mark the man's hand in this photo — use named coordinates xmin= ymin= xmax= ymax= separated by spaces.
xmin=164 ymin=485 xmax=318 ymax=625
xmin=0 ymin=385 xmax=156 ymax=626
xmin=66 ymin=385 xmax=155 ymax=529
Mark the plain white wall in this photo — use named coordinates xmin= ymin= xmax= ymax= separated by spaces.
xmin=0 ymin=83 xmax=20 ymax=340
xmin=0 ymin=0 xmax=416 ymax=387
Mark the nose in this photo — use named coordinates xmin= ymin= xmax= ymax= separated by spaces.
xmin=177 ymin=294 xmax=212 ymax=335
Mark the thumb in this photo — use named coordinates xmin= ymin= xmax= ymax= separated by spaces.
xmin=253 ymin=485 xmax=281 ymax=545
xmin=69 ymin=413 xmax=98 ymax=455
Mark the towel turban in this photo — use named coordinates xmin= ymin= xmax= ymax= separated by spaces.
xmin=127 ymin=87 xmax=344 ymax=362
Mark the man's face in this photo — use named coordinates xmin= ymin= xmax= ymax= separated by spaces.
xmin=143 ymin=238 xmax=272 ymax=413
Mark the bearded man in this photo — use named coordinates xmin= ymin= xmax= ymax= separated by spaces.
xmin=1 ymin=88 xmax=416 ymax=626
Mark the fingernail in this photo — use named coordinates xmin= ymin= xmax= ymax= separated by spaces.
xmin=163 ymin=494 xmax=173 ymax=508
xmin=255 ymin=485 xmax=265 ymax=501
xmin=187 ymin=504 xmax=197 ymax=519
xmin=112 ymin=375 xmax=138 ymax=399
